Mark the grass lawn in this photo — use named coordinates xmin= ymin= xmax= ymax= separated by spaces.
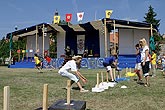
xmin=0 ymin=66 xmax=165 ymax=110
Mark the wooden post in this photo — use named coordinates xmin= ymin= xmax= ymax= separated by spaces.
xmin=42 ymin=24 xmax=45 ymax=57
xmin=151 ymin=24 xmax=153 ymax=37
xmin=113 ymin=20 xmax=116 ymax=54
xmin=3 ymin=86 xmax=10 ymax=110
xmin=96 ymin=73 xmax=99 ymax=88
xmin=104 ymin=18 xmax=107 ymax=57
xmin=67 ymin=80 xmax=71 ymax=105
xmin=113 ymin=68 xmax=116 ymax=81
xmin=36 ymin=25 xmax=38 ymax=52
xmin=26 ymin=43 xmax=28 ymax=61
xmin=9 ymin=33 xmax=12 ymax=65
xmin=43 ymin=84 xmax=48 ymax=110
xmin=101 ymin=72 xmax=104 ymax=83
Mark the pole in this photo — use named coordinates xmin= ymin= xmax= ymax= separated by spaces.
xmin=104 ymin=18 xmax=107 ymax=57
xmin=96 ymin=73 xmax=99 ymax=88
xmin=113 ymin=20 xmax=116 ymax=55
xmin=43 ymin=84 xmax=48 ymax=110
xmin=42 ymin=24 xmax=45 ymax=57
xmin=151 ymin=24 xmax=153 ymax=37
xmin=36 ymin=25 xmax=38 ymax=52
xmin=9 ymin=33 xmax=12 ymax=66
xmin=67 ymin=80 xmax=71 ymax=105
xmin=3 ymin=86 xmax=10 ymax=110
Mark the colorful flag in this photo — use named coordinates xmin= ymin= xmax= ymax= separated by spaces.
xmin=54 ymin=15 xmax=60 ymax=24
xmin=66 ymin=14 xmax=72 ymax=22
xmin=77 ymin=12 xmax=84 ymax=22
xmin=105 ymin=10 xmax=113 ymax=18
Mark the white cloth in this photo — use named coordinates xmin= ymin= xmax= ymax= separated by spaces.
xmin=59 ymin=60 xmax=77 ymax=72
xmin=143 ymin=73 xmax=149 ymax=77
xmin=135 ymin=63 xmax=141 ymax=70
xmin=141 ymin=45 xmax=149 ymax=62
xmin=106 ymin=66 xmax=112 ymax=71
xmin=58 ymin=60 xmax=79 ymax=83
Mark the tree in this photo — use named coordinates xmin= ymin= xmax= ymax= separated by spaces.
xmin=0 ymin=37 xmax=10 ymax=64
xmin=49 ymin=33 xmax=57 ymax=58
xmin=144 ymin=5 xmax=162 ymax=53
xmin=144 ymin=5 xmax=160 ymax=28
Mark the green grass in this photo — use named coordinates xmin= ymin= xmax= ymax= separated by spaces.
xmin=0 ymin=66 xmax=165 ymax=110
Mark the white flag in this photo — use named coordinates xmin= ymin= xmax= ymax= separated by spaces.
xmin=77 ymin=12 xmax=84 ymax=22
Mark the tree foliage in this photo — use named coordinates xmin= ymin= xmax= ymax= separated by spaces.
xmin=0 ymin=37 xmax=10 ymax=64
xmin=49 ymin=33 xmax=57 ymax=58
xmin=0 ymin=36 xmax=26 ymax=64
xmin=144 ymin=5 xmax=162 ymax=40
xmin=144 ymin=5 xmax=162 ymax=53
xmin=144 ymin=5 xmax=160 ymax=28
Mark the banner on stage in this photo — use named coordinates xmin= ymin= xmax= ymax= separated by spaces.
xmin=77 ymin=35 xmax=85 ymax=54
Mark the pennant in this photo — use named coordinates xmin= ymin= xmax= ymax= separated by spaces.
xmin=105 ymin=10 xmax=113 ymax=18
xmin=66 ymin=14 xmax=72 ymax=22
xmin=77 ymin=12 xmax=84 ymax=22
xmin=54 ymin=15 xmax=60 ymax=24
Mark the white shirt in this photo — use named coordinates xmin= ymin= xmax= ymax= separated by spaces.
xmin=141 ymin=45 xmax=149 ymax=62
xmin=59 ymin=60 xmax=77 ymax=72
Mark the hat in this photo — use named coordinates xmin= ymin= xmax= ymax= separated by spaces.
xmin=72 ymin=55 xmax=82 ymax=60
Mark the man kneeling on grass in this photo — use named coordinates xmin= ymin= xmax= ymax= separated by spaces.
xmin=58 ymin=55 xmax=89 ymax=92
xmin=103 ymin=54 xmax=118 ymax=82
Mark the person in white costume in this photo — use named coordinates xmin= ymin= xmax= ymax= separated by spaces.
xmin=139 ymin=38 xmax=150 ymax=87
xmin=58 ymin=56 xmax=89 ymax=92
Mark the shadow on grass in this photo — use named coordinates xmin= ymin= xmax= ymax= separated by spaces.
xmin=62 ymin=86 xmax=86 ymax=91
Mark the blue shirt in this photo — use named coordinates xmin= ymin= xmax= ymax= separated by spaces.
xmin=103 ymin=56 xmax=116 ymax=65
xmin=136 ymin=52 xmax=141 ymax=63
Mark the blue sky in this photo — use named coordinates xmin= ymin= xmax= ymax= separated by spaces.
xmin=0 ymin=0 xmax=164 ymax=39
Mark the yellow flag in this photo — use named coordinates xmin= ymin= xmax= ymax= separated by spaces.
xmin=105 ymin=10 xmax=113 ymax=18
xmin=54 ymin=16 xmax=60 ymax=24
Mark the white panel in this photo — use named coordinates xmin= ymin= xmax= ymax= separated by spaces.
xmin=134 ymin=29 xmax=149 ymax=44
xmin=119 ymin=29 xmax=149 ymax=55
xmin=119 ymin=29 xmax=134 ymax=54
xmin=57 ymin=32 xmax=66 ymax=58
xmin=133 ymin=29 xmax=149 ymax=53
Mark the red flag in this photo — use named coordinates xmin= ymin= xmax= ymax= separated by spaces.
xmin=66 ymin=14 xmax=72 ymax=22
